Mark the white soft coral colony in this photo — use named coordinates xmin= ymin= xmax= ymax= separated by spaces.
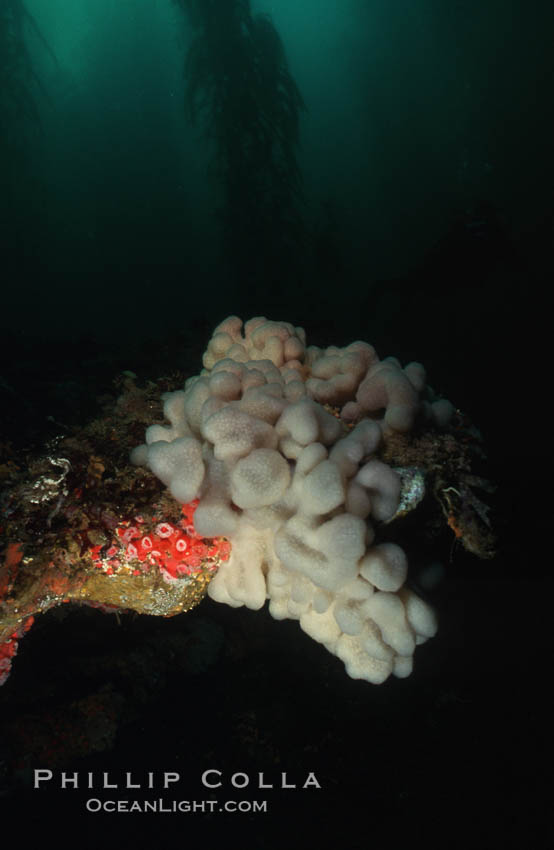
xmin=131 ymin=316 xmax=455 ymax=684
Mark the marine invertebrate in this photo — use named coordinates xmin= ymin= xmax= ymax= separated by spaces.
xmin=87 ymin=500 xmax=230 ymax=584
xmin=0 ymin=316 xmax=493 ymax=688
xmin=0 ymin=615 xmax=33 ymax=686
xmin=131 ymin=316 xmax=458 ymax=683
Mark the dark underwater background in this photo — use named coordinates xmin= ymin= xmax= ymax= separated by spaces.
xmin=1 ymin=1 xmax=552 ymax=847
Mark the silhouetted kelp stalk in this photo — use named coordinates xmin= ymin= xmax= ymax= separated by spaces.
xmin=173 ymin=0 xmax=307 ymax=292
xmin=0 ymin=0 xmax=55 ymax=127
xmin=0 ymin=0 xmax=56 ymax=231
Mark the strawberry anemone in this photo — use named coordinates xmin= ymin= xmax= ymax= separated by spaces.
xmin=88 ymin=499 xmax=231 ymax=584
